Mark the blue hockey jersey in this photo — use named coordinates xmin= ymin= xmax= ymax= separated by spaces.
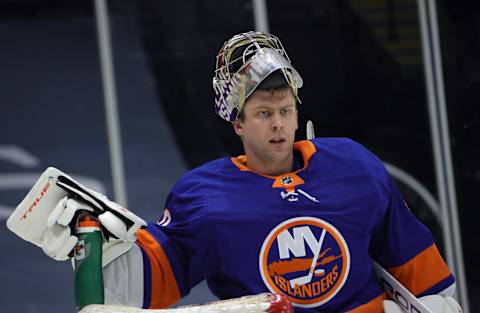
xmin=135 ymin=138 xmax=454 ymax=312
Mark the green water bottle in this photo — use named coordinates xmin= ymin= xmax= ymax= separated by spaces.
xmin=74 ymin=214 xmax=104 ymax=310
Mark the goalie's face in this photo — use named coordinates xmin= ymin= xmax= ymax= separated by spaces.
xmin=233 ymin=87 xmax=298 ymax=176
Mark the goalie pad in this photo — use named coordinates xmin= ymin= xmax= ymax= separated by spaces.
xmin=7 ymin=167 xmax=146 ymax=264
xmin=103 ymin=244 xmax=144 ymax=307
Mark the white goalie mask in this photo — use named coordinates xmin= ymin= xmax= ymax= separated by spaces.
xmin=212 ymin=31 xmax=303 ymax=122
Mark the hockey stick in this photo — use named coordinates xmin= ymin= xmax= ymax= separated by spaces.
xmin=78 ymin=293 xmax=293 ymax=313
xmin=372 ymin=261 xmax=433 ymax=313
xmin=306 ymin=120 xmax=315 ymax=140
xmin=289 ymin=229 xmax=326 ymax=288
xmin=286 ymin=120 xmax=323 ymax=288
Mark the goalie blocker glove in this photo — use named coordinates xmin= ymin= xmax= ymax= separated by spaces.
xmin=7 ymin=167 xmax=146 ymax=266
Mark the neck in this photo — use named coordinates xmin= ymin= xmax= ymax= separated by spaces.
xmin=245 ymin=152 xmax=295 ymax=176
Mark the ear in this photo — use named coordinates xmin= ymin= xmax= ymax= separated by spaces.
xmin=232 ymin=119 xmax=244 ymax=136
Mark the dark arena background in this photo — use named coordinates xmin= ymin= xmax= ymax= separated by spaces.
xmin=0 ymin=0 xmax=479 ymax=312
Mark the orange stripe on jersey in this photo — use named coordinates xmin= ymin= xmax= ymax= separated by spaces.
xmin=136 ymin=229 xmax=181 ymax=308
xmin=231 ymin=140 xmax=317 ymax=176
xmin=231 ymin=155 xmax=249 ymax=172
xmin=230 ymin=156 xmax=304 ymax=188
xmin=230 ymin=140 xmax=316 ymax=190
xmin=230 ymin=155 xmax=281 ymax=180
xmin=292 ymin=140 xmax=316 ymax=170
xmin=345 ymin=292 xmax=386 ymax=313
xmin=387 ymin=244 xmax=451 ymax=296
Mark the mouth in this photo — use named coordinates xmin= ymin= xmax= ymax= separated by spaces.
xmin=269 ymin=137 xmax=286 ymax=144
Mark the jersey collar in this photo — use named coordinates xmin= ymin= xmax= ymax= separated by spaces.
xmin=230 ymin=140 xmax=316 ymax=189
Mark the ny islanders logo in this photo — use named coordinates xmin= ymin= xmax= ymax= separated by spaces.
xmin=259 ymin=217 xmax=350 ymax=308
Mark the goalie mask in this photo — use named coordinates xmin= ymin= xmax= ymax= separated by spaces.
xmin=213 ymin=31 xmax=303 ymax=122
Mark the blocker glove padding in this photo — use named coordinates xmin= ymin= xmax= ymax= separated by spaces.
xmin=7 ymin=167 xmax=146 ymax=265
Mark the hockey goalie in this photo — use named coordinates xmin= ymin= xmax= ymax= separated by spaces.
xmin=7 ymin=31 xmax=463 ymax=313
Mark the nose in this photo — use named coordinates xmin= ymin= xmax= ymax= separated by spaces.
xmin=270 ymin=112 xmax=283 ymax=131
